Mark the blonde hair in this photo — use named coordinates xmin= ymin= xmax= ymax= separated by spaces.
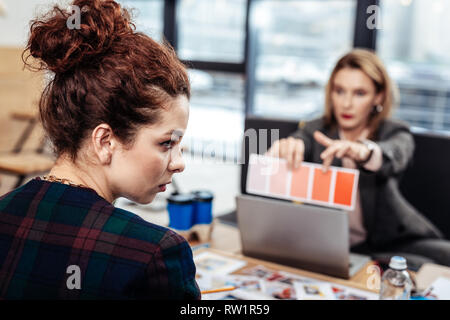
xmin=324 ymin=49 xmax=398 ymax=138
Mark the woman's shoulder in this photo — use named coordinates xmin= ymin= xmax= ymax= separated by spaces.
xmin=0 ymin=179 xmax=187 ymax=250
xmin=376 ymin=118 xmax=412 ymax=138
xmin=298 ymin=117 xmax=327 ymax=133
xmin=111 ymin=205 xmax=188 ymax=249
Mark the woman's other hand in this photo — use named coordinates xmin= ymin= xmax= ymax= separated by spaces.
xmin=313 ymin=131 xmax=371 ymax=172
xmin=265 ymin=137 xmax=305 ymax=170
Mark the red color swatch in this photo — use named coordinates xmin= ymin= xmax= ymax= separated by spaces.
xmin=333 ymin=171 xmax=355 ymax=206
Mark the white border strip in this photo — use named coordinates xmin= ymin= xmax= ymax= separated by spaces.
xmin=286 ymin=170 xmax=292 ymax=197
xmin=329 ymin=168 xmax=337 ymax=204
xmin=306 ymin=164 xmax=314 ymax=201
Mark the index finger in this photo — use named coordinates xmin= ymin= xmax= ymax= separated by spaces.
xmin=265 ymin=141 xmax=280 ymax=157
xmin=293 ymin=140 xmax=304 ymax=169
xmin=313 ymin=131 xmax=334 ymax=147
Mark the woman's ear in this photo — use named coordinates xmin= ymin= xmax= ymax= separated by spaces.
xmin=374 ymin=91 xmax=385 ymax=106
xmin=91 ymin=123 xmax=116 ymax=165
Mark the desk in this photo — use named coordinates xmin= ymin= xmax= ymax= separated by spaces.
xmin=189 ymin=221 xmax=242 ymax=254
xmin=190 ymin=221 xmax=380 ymax=294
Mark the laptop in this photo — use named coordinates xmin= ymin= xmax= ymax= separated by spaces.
xmin=236 ymin=194 xmax=371 ymax=279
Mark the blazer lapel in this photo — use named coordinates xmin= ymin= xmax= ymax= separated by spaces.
xmin=358 ymin=172 xmax=377 ymax=239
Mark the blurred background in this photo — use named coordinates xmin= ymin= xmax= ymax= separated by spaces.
xmin=1 ymin=0 xmax=449 ymax=222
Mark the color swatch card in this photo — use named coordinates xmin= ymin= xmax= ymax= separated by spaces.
xmin=246 ymin=153 xmax=359 ymax=211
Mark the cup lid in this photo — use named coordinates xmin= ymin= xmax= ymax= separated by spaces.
xmin=192 ymin=190 xmax=214 ymax=202
xmin=167 ymin=193 xmax=195 ymax=204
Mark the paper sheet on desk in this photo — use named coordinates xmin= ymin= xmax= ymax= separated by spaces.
xmin=246 ymin=154 xmax=359 ymax=211
xmin=424 ymin=277 xmax=450 ymax=300
xmin=194 ymin=251 xmax=247 ymax=276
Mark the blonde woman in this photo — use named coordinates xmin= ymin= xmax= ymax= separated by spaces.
xmin=267 ymin=49 xmax=450 ymax=269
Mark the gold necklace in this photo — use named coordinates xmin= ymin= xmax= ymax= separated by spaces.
xmin=40 ymin=175 xmax=90 ymax=189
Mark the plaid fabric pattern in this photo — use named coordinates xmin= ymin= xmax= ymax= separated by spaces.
xmin=0 ymin=178 xmax=200 ymax=300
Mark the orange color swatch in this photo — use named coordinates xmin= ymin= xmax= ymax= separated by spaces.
xmin=333 ymin=171 xmax=355 ymax=206
xmin=311 ymin=168 xmax=332 ymax=203
xmin=290 ymin=165 xmax=310 ymax=199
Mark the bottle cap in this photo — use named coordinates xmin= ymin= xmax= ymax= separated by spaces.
xmin=389 ymin=256 xmax=407 ymax=270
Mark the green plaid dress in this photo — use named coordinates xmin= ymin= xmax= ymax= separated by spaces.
xmin=0 ymin=178 xmax=200 ymax=300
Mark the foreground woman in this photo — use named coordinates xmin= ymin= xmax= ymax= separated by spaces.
xmin=0 ymin=0 xmax=200 ymax=299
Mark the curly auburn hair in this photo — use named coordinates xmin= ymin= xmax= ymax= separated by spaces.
xmin=23 ymin=0 xmax=190 ymax=160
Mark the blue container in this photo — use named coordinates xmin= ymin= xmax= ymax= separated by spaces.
xmin=167 ymin=193 xmax=195 ymax=231
xmin=192 ymin=190 xmax=214 ymax=225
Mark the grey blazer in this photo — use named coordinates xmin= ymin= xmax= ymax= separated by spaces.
xmin=290 ymin=117 xmax=443 ymax=250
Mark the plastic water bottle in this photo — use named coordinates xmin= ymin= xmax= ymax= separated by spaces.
xmin=379 ymin=256 xmax=413 ymax=300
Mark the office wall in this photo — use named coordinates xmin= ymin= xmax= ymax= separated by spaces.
xmin=0 ymin=0 xmax=49 ymax=149
xmin=0 ymin=0 xmax=58 ymax=47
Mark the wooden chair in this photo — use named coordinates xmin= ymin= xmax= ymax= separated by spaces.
xmin=0 ymin=110 xmax=54 ymax=189
xmin=0 ymin=47 xmax=55 ymax=190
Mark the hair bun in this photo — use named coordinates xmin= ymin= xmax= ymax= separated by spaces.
xmin=25 ymin=0 xmax=133 ymax=73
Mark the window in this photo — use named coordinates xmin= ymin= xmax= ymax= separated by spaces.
xmin=183 ymin=70 xmax=245 ymax=162
xmin=118 ymin=1 xmax=247 ymax=162
xmin=176 ymin=0 xmax=247 ymax=161
xmin=118 ymin=0 xmax=164 ymax=41
xmin=177 ymin=0 xmax=247 ymax=63
xmin=249 ymin=0 xmax=356 ymax=119
xmin=378 ymin=0 xmax=450 ymax=133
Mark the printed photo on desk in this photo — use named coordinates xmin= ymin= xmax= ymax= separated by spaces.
xmin=194 ymin=250 xmax=378 ymax=300
xmin=194 ymin=251 xmax=247 ymax=275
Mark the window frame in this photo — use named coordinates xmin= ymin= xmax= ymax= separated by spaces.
xmin=162 ymin=0 xmax=415 ymax=120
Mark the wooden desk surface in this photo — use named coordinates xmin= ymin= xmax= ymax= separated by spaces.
xmin=189 ymin=221 xmax=242 ymax=254
xmin=190 ymin=221 xmax=380 ymax=294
